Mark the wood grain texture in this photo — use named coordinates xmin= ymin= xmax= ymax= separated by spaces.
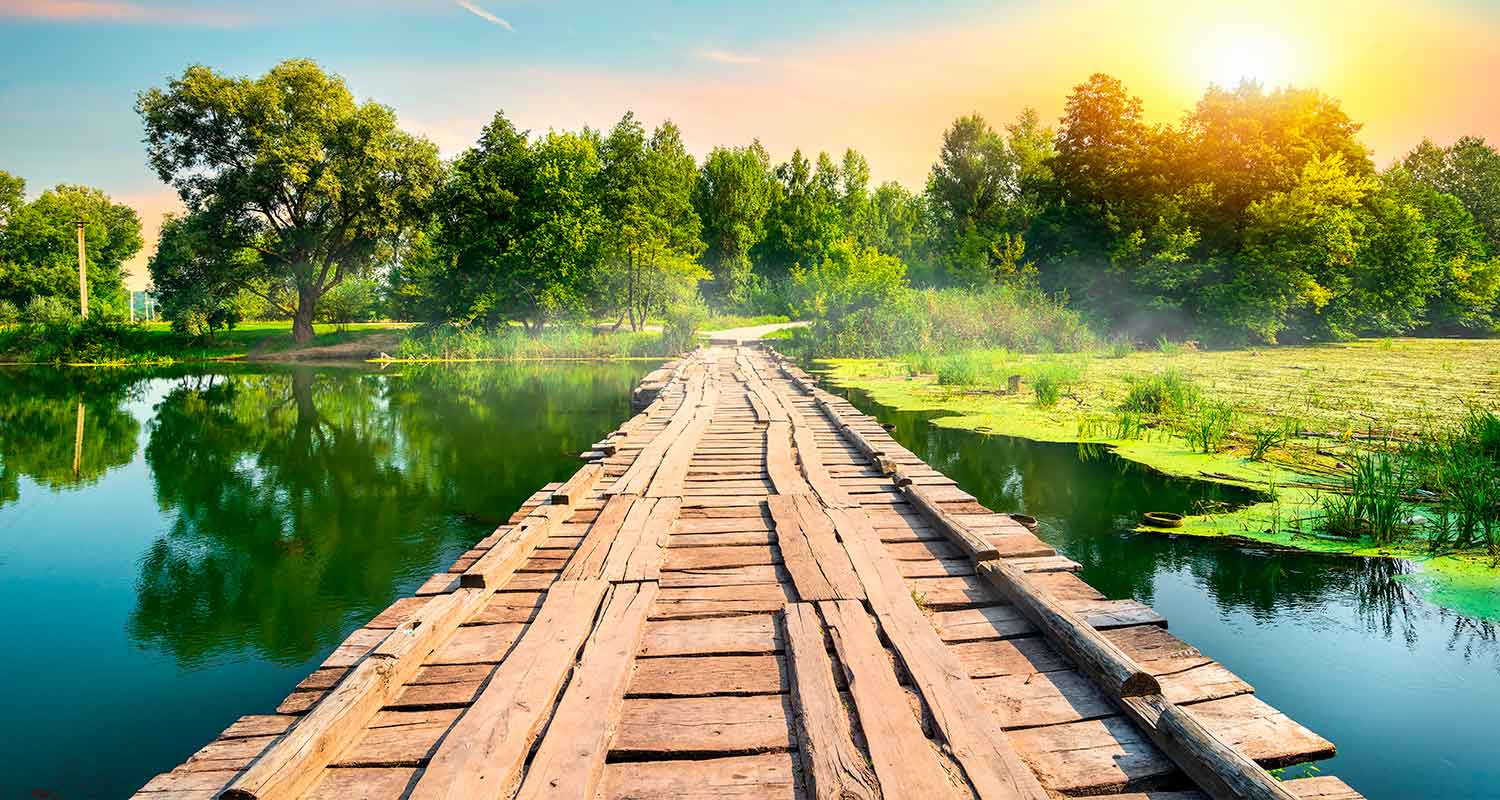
xmin=782 ymin=602 xmax=880 ymax=800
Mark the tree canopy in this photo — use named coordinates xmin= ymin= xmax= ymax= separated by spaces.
xmin=137 ymin=58 xmax=442 ymax=341
xmin=0 ymin=182 xmax=141 ymax=314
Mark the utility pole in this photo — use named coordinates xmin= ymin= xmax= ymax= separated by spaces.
xmin=75 ymin=219 xmax=88 ymax=318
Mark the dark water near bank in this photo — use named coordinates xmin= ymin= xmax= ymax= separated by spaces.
xmin=837 ymin=385 xmax=1500 ymax=800
xmin=0 ymin=362 xmax=646 ymax=799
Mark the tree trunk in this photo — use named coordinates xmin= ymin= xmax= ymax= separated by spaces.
xmin=292 ymin=290 xmax=317 ymax=343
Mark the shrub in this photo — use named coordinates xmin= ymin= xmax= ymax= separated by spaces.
xmin=0 ymin=299 xmax=16 ymax=324
xmin=23 ymin=295 xmax=76 ymax=326
xmin=662 ymin=295 xmax=710 ymax=354
xmin=1120 ymin=368 xmax=1201 ymax=415
xmin=1029 ymin=359 xmax=1081 ymax=408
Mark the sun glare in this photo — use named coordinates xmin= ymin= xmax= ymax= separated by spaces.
xmin=1191 ymin=23 xmax=1298 ymax=88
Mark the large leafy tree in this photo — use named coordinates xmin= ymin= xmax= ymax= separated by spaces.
xmin=0 ymin=183 xmax=141 ymax=312
xmin=926 ymin=113 xmax=1022 ymax=285
xmin=137 ymin=59 xmax=442 ymax=342
xmin=693 ymin=142 xmax=775 ymax=303
xmin=755 ymin=148 xmax=844 ymax=276
xmin=0 ymin=170 xmax=23 ymax=226
xmin=1402 ymin=136 xmax=1500 ymax=254
xmin=599 ymin=115 xmax=705 ymax=330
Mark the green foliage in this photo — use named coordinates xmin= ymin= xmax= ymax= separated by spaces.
xmin=0 ymin=299 xmax=16 ymax=324
xmin=599 ymin=115 xmax=707 ymax=330
xmin=1030 ymin=360 xmax=1080 ymax=408
xmin=0 ymin=315 xmax=166 ymax=364
xmin=391 ymin=323 xmax=667 ymax=361
xmin=1181 ymin=400 xmax=1236 ymax=453
xmin=148 ymin=213 xmax=256 ymax=339
xmin=1319 ymin=452 xmax=1412 ymax=546
xmin=1120 ymin=368 xmax=1201 ymax=415
xmin=789 ymin=238 xmax=907 ymax=322
xmin=317 ymin=277 xmax=378 ymax=329
xmin=0 ymin=183 xmax=142 ymax=313
xmin=1404 ymin=409 xmax=1500 ymax=554
xmin=661 ymin=294 xmax=709 ymax=354
xmin=23 ymin=295 xmax=77 ymax=326
xmin=935 ymin=351 xmax=990 ymax=388
xmin=138 ymin=58 xmax=442 ymax=342
xmin=695 ymin=143 xmax=775 ymax=304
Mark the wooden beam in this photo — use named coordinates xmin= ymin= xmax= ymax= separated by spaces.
xmin=817 ymin=598 xmax=963 ymax=799
xmin=514 ymin=581 xmax=658 ymax=799
xmin=976 ymin=559 xmax=1159 ymax=698
xmin=1119 ymin=694 xmax=1299 ymax=800
xmin=551 ymin=462 xmax=603 ymax=505
xmin=782 ymin=602 xmax=879 ymax=800
xmin=902 ymin=482 xmax=999 ymax=561
xmin=406 ymin=579 xmax=610 ymax=800
xmin=219 ymin=589 xmax=490 ymax=800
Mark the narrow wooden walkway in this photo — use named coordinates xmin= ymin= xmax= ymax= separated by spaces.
xmin=135 ymin=345 xmax=1363 ymax=800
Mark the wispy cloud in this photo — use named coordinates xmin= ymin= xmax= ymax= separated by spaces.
xmin=455 ymin=0 xmax=512 ymax=31
xmin=0 ymin=0 xmax=250 ymax=26
xmin=694 ymin=48 xmax=768 ymax=66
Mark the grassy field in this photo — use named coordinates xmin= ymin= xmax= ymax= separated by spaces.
xmin=821 ymin=338 xmax=1500 ymax=618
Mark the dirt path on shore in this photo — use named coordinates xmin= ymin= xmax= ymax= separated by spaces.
xmin=244 ymin=332 xmax=402 ymax=362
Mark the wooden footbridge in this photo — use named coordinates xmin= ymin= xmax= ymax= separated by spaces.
xmin=135 ymin=344 xmax=1362 ymax=800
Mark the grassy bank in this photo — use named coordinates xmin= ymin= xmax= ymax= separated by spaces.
xmin=819 ymin=338 xmax=1500 ymax=619
xmin=0 ymin=319 xmax=417 ymax=365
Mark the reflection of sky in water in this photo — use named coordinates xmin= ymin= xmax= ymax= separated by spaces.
xmin=0 ymin=363 xmax=647 ymax=799
xmin=837 ymin=384 xmax=1500 ymax=800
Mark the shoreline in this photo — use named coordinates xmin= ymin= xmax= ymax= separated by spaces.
xmin=817 ymin=356 xmax=1500 ymax=620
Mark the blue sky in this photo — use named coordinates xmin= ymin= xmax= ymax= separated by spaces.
xmin=2 ymin=0 xmax=1496 ymax=286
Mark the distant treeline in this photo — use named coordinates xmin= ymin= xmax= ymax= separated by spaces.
xmin=4 ymin=60 xmax=1498 ymax=348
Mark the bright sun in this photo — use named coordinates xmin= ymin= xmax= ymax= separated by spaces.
xmin=1191 ymin=23 xmax=1298 ymax=88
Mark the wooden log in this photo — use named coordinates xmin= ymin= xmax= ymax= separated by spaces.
xmin=1119 ymin=694 xmax=1298 ymax=800
xmin=461 ymin=506 xmax=565 ymax=589
xmin=781 ymin=603 xmax=879 ymax=800
xmin=514 ymin=581 xmax=658 ymax=799
xmin=406 ymin=579 xmax=610 ymax=800
xmin=219 ymin=588 xmax=490 ymax=800
xmin=903 ymin=482 xmax=999 ymax=560
xmin=976 ymin=559 xmax=1159 ymax=698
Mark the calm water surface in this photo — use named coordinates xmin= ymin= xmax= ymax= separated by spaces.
xmin=837 ymin=384 xmax=1500 ymax=800
xmin=0 ymin=362 xmax=647 ymax=799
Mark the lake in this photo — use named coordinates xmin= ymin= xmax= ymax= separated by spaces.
xmin=837 ymin=384 xmax=1500 ymax=800
xmin=3 ymin=362 xmax=1497 ymax=798
xmin=0 ymin=362 xmax=647 ymax=798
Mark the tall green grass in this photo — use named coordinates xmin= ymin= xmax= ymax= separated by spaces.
xmin=1319 ymin=452 xmax=1412 ymax=546
xmin=392 ymin=324 xmax=670 ymax=361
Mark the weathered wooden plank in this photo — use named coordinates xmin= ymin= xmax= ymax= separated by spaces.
xmin=629 ymin=653 xmax=787 ymax=696
xmin=406 ymin=579 xmax=609 ymax=800
xmin=220 ymin=587 xmax=491 ymax=800
xmin=514 ymin=581 xmax=658 ymax=799
xmin=461 ymin=506 xmax=566 ymax=590
xmin=829 ymin=508 xmax=1049 ymax=800
xmin=902 ymin=482 xmax=999 ymax=560
xmin=612 ymin=694 xmax=794 ymax=755
xmin=561 ymin=493 xmax=636 ymax=580
xmin=551 ymin=461 xmax=602 ymax=505
xmin=782 ymin=602 xmax=879 ymax=799
xmin=640 ymin=614 xmax=782 ymax=657
xmin=816 ymin=598 xmax=963 ymax=798
xmin=600 ymin=753 xmax=798 ymax=800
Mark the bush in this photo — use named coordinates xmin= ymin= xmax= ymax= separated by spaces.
xmin=23 ymin=295 xmax=76 ymax=326
xmin=0 ymin=299 xmax=16 ymax=324
xmin=662 ymin=295 xmax=709 ymax=354
xmin=1120 ymin=368 xmax=1201 ymax=415
xmin=1029 ymin=359 xmax=1081 ymax=408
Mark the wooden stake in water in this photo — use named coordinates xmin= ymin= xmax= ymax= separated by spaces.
xmin=75 ymin=219 xmax=88 ymax=318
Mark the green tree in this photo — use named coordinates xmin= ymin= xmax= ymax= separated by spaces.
xmin=599 ymin=115 xmax=705 ymax=330
xmin=755 ymin=148 xmax=844 ymax=276
xmin=148 ymin=213 xmax=261 ymax=338
xmin=1219 ymin=154 xmax=1373 ymax=341
xmin=0 ymin=169 xmax=23 ymax=226
xmin=1402 ymin=136 xmax=1500 ymax=254
xmin=137 ymin=59 xmax=442 ymax=342
xmin=693 ymin=142 xmax=775 ymax=304
xmin=1382 ymin=165 xmax=1500 ymax=331
xmin=788 ymin=237 xmax=908 ymax=323
xmin=0 ymin=184 xmax=142 ymax=313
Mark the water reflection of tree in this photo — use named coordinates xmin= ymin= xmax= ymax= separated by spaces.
xmin=842 ymin=386 xmax=1500 ymax=665
xmin=132 ymin=368 xmax=477 ymax=666
xmin=129 ymin=363 xmax=645 ymax=667
xmin=0 ymin=369 xmax=143 ymax=506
